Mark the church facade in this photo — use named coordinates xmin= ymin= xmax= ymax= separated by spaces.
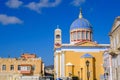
xmin=54 ymin=10 xmax=109 ymax=80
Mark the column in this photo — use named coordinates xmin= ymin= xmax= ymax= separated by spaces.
xmin=88 ymin=31 xmax=90 ymax=41
xmin=90 ymin=31 xmax=92 ymax=41
xmin=82 ymin=31 xmax=84 ymax=41
xmin=80 ymin=31 xmax=82 ymax=41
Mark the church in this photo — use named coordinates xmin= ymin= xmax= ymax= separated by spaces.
xmin=54 ymin=9 xmax=109 ymax=80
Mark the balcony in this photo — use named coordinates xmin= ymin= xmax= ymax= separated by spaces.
xmin=20 ymin=64 xmax=33 ymax=75
xmin=21 ymin=70 xmax=32 ymax=74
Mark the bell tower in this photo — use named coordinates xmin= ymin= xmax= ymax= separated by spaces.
xmin=54 ymin=25 xmax=62 ymax=48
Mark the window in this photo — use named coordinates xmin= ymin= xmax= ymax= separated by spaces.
xmin=32 ymin=65 xmax=36 ymax=71
xmin=116 ymin=34 xmax=119 ymax=45
xmin=10 ymin=65 xmax=14 ymax=70
xmin=73 ymin=32 xmax=76 ymax=40
xmin=21 ymin=66 xmax=27 ymax=71
xmin=90 ymin=32 xmax=92 ymax=40
xmin=113 ymin=37 xmax=116 ymax=50
xmin=86 ymin=31 xmax=89 ymax=40
xmin=18 ymin=65 xmax=21 ymax=70
xmin=27 ymin=66 xmax=31 ymax=70
xmin=77 ymin=32 xmax=80 ymax=40
xmin=21 ymin=66 xmax=30 ymax=71
xmin=2 ymin=65 xmax=6 ymax=70
xmin=56 ymin=35 xmax=60 ymax=39
xmin=82 ymin=31 xmax=84 ymax=39
xmin=118 ymin=55 xmax=120 ymax=66
xmin=71 ymin=33 xmax=73 ymax=41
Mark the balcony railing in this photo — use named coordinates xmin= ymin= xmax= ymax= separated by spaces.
xmin=20 ymin=64 xmax=33 ymax=75
xmin=20 ymin=70 xmax=32 ymax=74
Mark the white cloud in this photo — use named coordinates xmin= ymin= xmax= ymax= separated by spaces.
xmin=0 ymin=14 xmax=23 ymax=25
xmin=26 ymin=0 xmax=61 ymax=13
xmin=6 ymin=0 xmax=23 ymax=8
xmin=71 ymin=0 xmax=86 ymax=6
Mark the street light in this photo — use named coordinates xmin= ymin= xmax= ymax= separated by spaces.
xmin=86 ymin=60 xmax=89 ymax=66
xmin=86 ymin=60 xmax=90 ymax=80
xmin=80 ymin=68 xmax=83 ymax=80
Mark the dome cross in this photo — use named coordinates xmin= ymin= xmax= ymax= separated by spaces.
xmin=79 ymin=8 xmax=83 ymax=18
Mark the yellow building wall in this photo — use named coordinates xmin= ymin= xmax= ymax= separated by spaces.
xmin=63 ymin=50 xmax=104 ymax=80
xmin=80 ymin=58 xmax=94 ymax=80
xmin=0 ymin=58 xmax=44 ymax=80
xmin=0 ymin=58 xmax=43 ymax=75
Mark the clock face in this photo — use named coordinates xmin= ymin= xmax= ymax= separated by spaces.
xmin=56 ymin=34 xmax=60 ymax=38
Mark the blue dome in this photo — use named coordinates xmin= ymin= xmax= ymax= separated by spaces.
xmin=70 ymin=18 xmax=92 ymax=30
xmin=81 ymin=53 xmax=93 ymax=58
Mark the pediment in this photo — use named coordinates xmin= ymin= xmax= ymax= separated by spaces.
xmin=111 ymin=17 xmax=120 ymax=32
xmin=75 ymin=41 xmax=98 ymax=46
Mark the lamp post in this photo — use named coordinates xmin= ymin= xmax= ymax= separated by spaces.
xmin=86 ymin=60 xmax=90 ymax=80
xmin=81 ymin=68 xmax=83 ymax=80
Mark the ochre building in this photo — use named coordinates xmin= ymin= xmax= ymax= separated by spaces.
xmin=0 ymin=53 xmax=44 ymax=80
xmin=54 ymin=10 xmax=109 ymax=80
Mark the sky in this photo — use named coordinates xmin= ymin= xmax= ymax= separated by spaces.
xmin=0 ymin=0 xmax=120 ymax=65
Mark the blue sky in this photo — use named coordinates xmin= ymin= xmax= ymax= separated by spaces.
xmin=0 ymin=0 xmax=120 ymax=65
